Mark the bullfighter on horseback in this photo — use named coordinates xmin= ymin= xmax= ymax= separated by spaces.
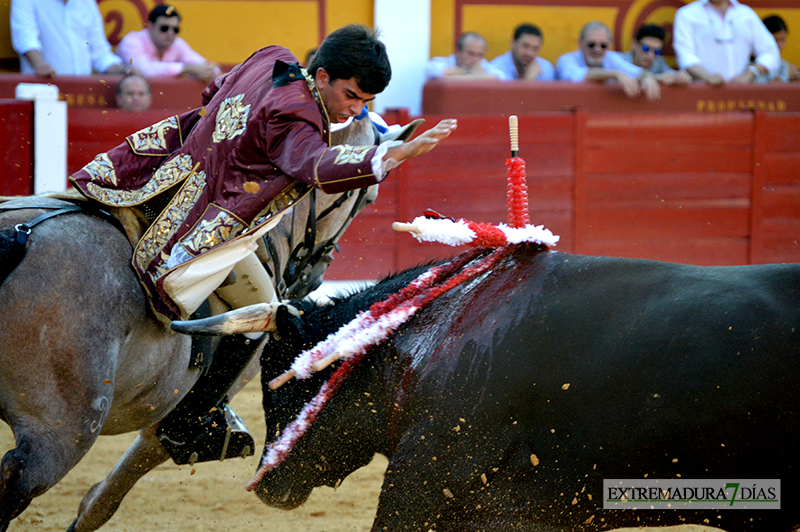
xmin=69 ymin=24 xmax=457 ymax=465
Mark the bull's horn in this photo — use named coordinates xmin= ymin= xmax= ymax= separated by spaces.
xmin=171 ymin=302 xmax=281 ymax=336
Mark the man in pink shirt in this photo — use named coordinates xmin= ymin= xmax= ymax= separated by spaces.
xmin=116 ymin=4 xmax=220 ymax=83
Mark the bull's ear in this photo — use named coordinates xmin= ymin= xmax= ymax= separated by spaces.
xmin=379 ymin=118 xmax=425 ymax=143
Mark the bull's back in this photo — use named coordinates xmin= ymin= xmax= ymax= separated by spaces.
xmin=396 ymin=248 xmax=799 ymax=530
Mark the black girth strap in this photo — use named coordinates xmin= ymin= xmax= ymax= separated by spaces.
xmin=0 ymin=204 xmax=83 ymax=246
xmin=0 ymin=202 xmax=125 ymax=247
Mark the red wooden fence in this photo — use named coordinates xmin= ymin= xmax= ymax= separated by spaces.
xmin=325 ymin=109 xmax=800 ymax=280
xmin=0 ymin=100 xmax=33 ymax=196
xmin=1 ymin=78 xmax=798 ymax=280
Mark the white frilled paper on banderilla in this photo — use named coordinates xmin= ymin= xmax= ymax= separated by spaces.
xmin=246 ymin=218 xmax=560 ymax=489
xmin=246 ymin=276 xmax=428 ymax=490
xmin=402 ymin=216 xmax=560 ymax=248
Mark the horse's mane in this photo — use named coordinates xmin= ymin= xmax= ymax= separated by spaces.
xmin=290 ymin=260 xmax=444 ymax=344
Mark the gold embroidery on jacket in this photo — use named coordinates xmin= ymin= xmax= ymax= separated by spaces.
xmin=128 ymin=116 xmax=181 ymax=154
xmin=82 ymin=153 xmax=117 ymax=185
xmin=251 ymin=181 xmax=311 ymax=227
xmin=180 ymin=209 xmax=246 ymax=256
xmin=332 ymin=144 xmax=371 ymax=165
xmin=85 ymin=154 xmax=197 ymax=207
xmin=212 ymin=94 xmax=251 ymax=143
xmin=133 ymin=166 xmax=206 ymax=280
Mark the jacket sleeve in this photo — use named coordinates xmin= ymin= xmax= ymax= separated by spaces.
xmin=265 ymin=101 xmax=380 ymax=194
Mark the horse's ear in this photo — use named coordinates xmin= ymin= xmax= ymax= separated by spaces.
xmin=379 ymin=118 xmax=425 ymax=143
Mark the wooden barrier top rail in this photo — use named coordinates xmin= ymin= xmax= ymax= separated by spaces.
xmin=0 ymin=73 xmax=205 ymax=111
xmin=422 ymin=79 xmax=800 ymax=115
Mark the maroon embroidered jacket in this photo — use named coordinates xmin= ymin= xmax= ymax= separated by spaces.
xmin=70 ymin=46 xmax=381 ymax=321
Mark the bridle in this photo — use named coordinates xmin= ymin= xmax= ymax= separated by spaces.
xmin=264 ymin=186 xmax=372 ymax=300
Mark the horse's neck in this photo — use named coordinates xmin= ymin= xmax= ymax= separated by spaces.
xmin=265 ymin=189 xmax=364 ymax=300
xmin=265 ymin=116 xmax=381 ymax=299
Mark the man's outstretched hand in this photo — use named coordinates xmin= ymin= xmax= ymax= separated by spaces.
xmin=384 ymin=119 xmax=458 ymax=163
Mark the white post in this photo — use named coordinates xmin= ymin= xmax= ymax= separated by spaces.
xmin=15 ymin=83 xmax=68 ymax=194
xmin=373 ymin=0 xmax=430 ymax=117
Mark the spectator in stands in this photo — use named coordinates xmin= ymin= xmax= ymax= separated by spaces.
xmin=424 ymin=32 xmax=505 ymax=80
xmin=753 ymin=15 xmax=799 ymax=82
xmin=304 ymin=47 xmax=318 ymax=68
xmin=116 ymin=73 xmax=152 ymax=112
xmin=556 ymin=21 xmax=660 ymax=99
xmin=623 ymin=24 xmax=692 ymax=85
xmin=672 ymin=0 xmax=779 ymax=85
xmin=116 ymin=4 xmax=221 ymax=83
xmin=10 ymin=0 xmax=128 ymax=77
xmin=489 ymin=24 xmax=556 ymax=81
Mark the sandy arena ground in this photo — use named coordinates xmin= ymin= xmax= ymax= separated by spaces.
xmin=0 ymin=377 xmax=730 ymax=532
xmin=1 ymin=379 xmax=387 ymax=532
xmin=0 ymin=377 xmax=731 ymax=532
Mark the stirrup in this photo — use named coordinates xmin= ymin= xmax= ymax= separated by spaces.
xmin=158 ymin=404 xmax=255 ymax=465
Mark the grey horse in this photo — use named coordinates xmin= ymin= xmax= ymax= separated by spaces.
xmin=0 ymin=116 xmax=421 ymax=532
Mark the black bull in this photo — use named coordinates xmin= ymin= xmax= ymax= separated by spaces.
xmin=250 ymin=246 xmax=800 ymax=531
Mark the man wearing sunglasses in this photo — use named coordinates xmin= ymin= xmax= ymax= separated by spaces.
xmin=623 ymin=24 xmax=692 ymax=85
xmin=556 ymin=21 xmax=661 ymax=100
xmin=117 ymin=4 xmax=221 ymax=83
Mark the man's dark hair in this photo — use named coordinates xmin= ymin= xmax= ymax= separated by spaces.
xmin=514 ymin=24 xmax=543 ymax=41
xmin=762 ymin=15 xmax=788 ymax=35
xmin=635 ymin=24 xmax=666 ymax=42
xmin=308 ymin=24 xmax=391 ymax=95
xmin=456 ymin=31 xmax=486 ymax=51
xmin=149 ymin=4 xmax=180 ymax=23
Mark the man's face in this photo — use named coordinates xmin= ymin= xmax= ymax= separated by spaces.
xmin=316 ymin=69 xmax=375 ymax=124
xmin=117 ymin=77 xmax=151 ymax=112
xmin=580 ymin=27 xmax=611 ymax=67
xmin=147 ymin=15 xmax=180 ymax=51
xmin=772 ymin=29 xmax=787 ymax=52
xmin=632 ymin=36 xmax=664 ymax=69
xmin=511 ymin=33 xmax=542 ymax=67
xmin=456 ymin=36 xmax=487 ymax=69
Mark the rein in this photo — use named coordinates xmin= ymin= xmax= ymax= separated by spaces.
xmin=265 ymin=187 xmax=370 ymax=300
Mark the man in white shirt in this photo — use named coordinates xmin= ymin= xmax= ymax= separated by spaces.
xmin=673 ymin=0 xmax=780 ymax=84
xmin=556 ymin=21 xmax=660 ymax=99
xmin=489 ymin=24 xmax=556 ymax=81
xmin=11 ymin=0 xmax=128 ymax=77
xmin=424 ymin=32 xmax=505 ymax=81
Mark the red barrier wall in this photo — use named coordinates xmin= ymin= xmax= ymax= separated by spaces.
xmin=423 ymin=79 xmax=800 ymax=114
xmin=0 ymin=99 xmax=33 ymax=196
xmin=0 ymin=74 xmax=204 ymax=111
xmin=2 ymin=78 xmax=798 ymax=280
xmin=325 ymin=109 xmax=800 ymax=280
